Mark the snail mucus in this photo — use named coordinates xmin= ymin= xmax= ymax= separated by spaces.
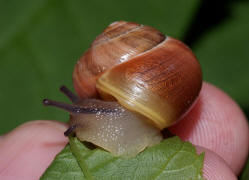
xmin=43 ymin=21 xmax=202 ymax=157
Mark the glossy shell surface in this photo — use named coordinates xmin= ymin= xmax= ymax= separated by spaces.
xmin=73 ymin=21 xmax=202 ymax=129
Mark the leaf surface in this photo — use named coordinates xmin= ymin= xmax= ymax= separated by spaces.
xmin=41 ymin=137 xmax=204 ymax=180
xmin=40 ymin=145 xmax=85 ymax=180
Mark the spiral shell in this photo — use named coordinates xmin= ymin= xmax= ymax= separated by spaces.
xmin=73 ymin=21 xmax=202 ymax=129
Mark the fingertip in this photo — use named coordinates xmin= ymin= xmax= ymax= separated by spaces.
xmin=0 ymin=120 xmax=69 ymax=180
xmin=170 ymin=82 xmax=249 ymax=174
xmin=196 ymin=146 xmax=237 ymax=180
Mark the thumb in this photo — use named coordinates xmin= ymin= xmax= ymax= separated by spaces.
xmin=0 ymin=120 xmax=68 ymax=180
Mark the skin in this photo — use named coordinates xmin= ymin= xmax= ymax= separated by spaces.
xmin=0 ymin=82 xmax=248 ymax=180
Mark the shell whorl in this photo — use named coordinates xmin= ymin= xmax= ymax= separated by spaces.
xmin=73 ymin=21 xmax=165 ymax=98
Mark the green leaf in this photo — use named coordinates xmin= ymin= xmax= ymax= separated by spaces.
xmin=41 ymin=137 xmax=204 ymax=180
xmin=40 ymin=145 xmax=85 ymax=180
xmin=193 ymin=1 xmax=249 ymax=108
xmin=0 ymin=0 xmax=200 ymax=134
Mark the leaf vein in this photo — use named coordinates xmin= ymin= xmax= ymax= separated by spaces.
xmin=152 ymin=143 xmax=184 ymax=180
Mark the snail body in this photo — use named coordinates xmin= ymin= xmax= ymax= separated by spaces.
xmin=44 ymin=88 xmax=162 ymax=157
xmin=43 ymin=21 xmax=202 ymax=157
xmin=69 ymin=99 xmax=162 ymax=156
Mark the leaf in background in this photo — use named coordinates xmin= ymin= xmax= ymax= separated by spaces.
xmin=193 ymin=1 xmax=249 ymax=108
xmin=0 ymin=0 xmax=200 ymax=134
xmin=41 ymin=137 xmax=204 ymax=180
xmin=241 ymin=156 xmax=249 ymax=180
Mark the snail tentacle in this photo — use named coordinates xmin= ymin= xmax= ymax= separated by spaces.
xmin=64 ymin=125 xmax=77 ymax=136
xmin=42 ymin=99 xmax=119 ymax=114
xmin=60 ymin=85 xmax=80 ymax=103
xmin=43 ymin=99 xmax=81 ymax=113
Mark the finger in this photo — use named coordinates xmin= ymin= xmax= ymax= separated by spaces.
xmin=170 ymin=82 xmax=249 ymax=175
xmin=0 ymin=120 xmax=68 ymax=180
xmin=196 ymin=146 xmax=237 ymax=180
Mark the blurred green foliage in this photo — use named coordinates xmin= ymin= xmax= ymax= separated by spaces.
xmin=194 ymin=2 xmax=249 ymax=107
xmin=0 ymin=0 xmax=249 ymax=178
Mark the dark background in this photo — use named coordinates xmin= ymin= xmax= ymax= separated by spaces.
xmin=0 ymin=0 xmax=248 ymax=178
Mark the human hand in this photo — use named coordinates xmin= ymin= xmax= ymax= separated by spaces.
xmin=0 ymin=83 xmax=248 ymax=180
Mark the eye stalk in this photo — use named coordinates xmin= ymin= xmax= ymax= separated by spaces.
xmin=43 ymin=86 xmax=82 ymax=136
xmin=59 ymin=85 xmax=80 ymax=103
xmin=43 ymin=86 xmax=124 ymax=136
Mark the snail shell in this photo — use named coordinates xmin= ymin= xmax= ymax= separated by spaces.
xmin=73 ymin=21 xmax=202 ymax=129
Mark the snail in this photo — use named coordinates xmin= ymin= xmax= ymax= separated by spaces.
xmin=43 ymin=21 xmax=202 ymax=157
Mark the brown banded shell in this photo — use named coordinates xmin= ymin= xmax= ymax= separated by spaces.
xmin=73 ymin=21 xmax=202 ymax=129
